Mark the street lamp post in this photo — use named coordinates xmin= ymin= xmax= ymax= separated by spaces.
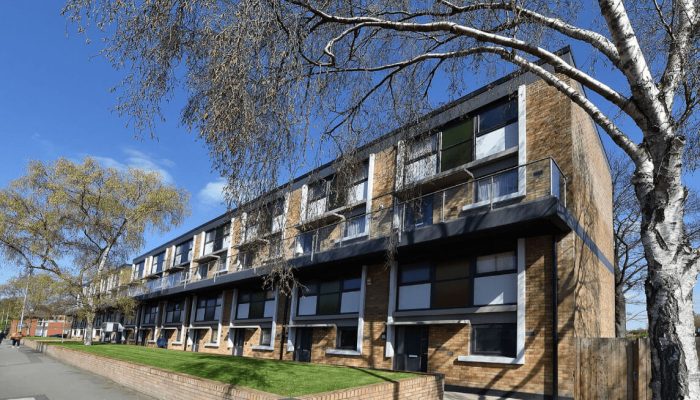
xmin=18 ymin=267 xmax=32 ymax=336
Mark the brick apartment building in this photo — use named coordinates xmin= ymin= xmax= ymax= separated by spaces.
xmin=86 ymin=49 xmax=614 ymax=399
xmin=9 ymin=316 xmax=71 ymax=337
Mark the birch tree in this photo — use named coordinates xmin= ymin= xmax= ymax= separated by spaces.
xmin=63 ymin=0 xmax=700 ymax=397
xmin=0 ymin=158 xmax=188 ymax=344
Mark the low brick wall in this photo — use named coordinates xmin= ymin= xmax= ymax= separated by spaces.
xmin=24 ymin=339 xmax=443 ymax=400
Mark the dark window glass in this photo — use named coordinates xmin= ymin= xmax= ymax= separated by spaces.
xmin=433 ymin=280 xmax=471 ymax=309
xmin=237 ymin=289 xmax=274 ymax=320
xmin=136 ymin=261 xmax=145 ymax=278
xmin=174 ymin=240 xmax=193 ymax=265
xmin=471 ymin=323 xmax=517 ymax=357
xmin=165 ymin=301 xmax=183 ymax=324
xmin=318 ymin=293 xmax=341 ymax=315
xmin=297 ymin=275 xmax=361 ymax=316
xmin=477 ymin=99 xmax=517 ymax=135
xmin=337 ymin=326 xmax=358 ymax=350
xmin=399 ymin=263 xmax=431 ymax=284
xmin=309 ymin=179 xmax=329 ymax=201
xmin=404 ymin=196 xmax=434 ymax=230
xmin=195 ymin=296 xmax=222 ymax=322
xmin=440 ymin=119 xmax=474 ymax=171
xmin=435 ymin=260 xmax=469 ymax=280
xmin=152 ymin=252 xmax=165 ymax=273
xmin=143 ymin=305 xmax=158 ymax=325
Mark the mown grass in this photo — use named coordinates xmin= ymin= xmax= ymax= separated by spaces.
xmin=50 ymin=342 xmax=415 ymax=397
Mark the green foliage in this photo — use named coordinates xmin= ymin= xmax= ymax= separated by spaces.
xmin=627 ymin=329 xmax=649 ymax=339
xmin=51 ymin=342 xmax=414 ymax=396
xmin=0 ymin=157 xmax=189 ymax=325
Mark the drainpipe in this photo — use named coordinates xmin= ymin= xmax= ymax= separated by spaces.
xmin=551 ymin=236 xmax=559 ymax=399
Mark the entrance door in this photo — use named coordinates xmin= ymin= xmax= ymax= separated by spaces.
xmin=190 ymin=329 xmax=200 ymax=352
xmin=294 ymin=328 xmax=313 ymax=362
xmin=232 ymin=329 xmax=246 ymax=356
xmin=394 ymin=326 xmax=429 ymax=372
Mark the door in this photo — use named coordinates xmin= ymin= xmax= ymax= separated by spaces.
xmin=294 ymin=328 xmax=313 ymax=362
xmin=232 ymin=329 xmax=246 ymax=356
xmin=394 ymin=326 xmax=429 ymax=372
xmin=190 ymin=329 xmax=200 ymax=352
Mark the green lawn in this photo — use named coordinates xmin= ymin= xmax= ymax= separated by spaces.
xmin=50 ymin=342 xmax=415 ymax=396
xmin=25 ymin=336 xmax=76 ymax=341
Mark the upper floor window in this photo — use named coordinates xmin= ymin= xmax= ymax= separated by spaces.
xmin=142 ymin=305 xmax=158 ymax=325
xmin=204 ymin=223 xmax=231 ymax=255
xmin=152 ymin=252 xmax=165 ymax=274
xmin=164 ymin=301 xmax=184 ymax=324
xmin=397 ymin=260 xmax=471 ymax=310
xmin=473 ymin=251 xmax=517 ymax=305
xmin=297 ymin=275 xmax=362 ymax=316
xmin=306 ymin=162 xmax=369 ymax=219
xmin=269 ymin=198 xmax=285 ymax=234
xmin=236 ymin=289 xmax=275 ymax=320
xmin=402 ymin=96 xmax=518 ymax=186
xmin=174 ymin=239 xmax=193 ymax=266
xmin=135 ymin=260 xmax=145 ymax=279
xmin=195 ymin=295 xmax=222 ymax=322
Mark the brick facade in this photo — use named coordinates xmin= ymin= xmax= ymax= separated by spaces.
xmin=92 ymin=53 xmax=613 ymax=399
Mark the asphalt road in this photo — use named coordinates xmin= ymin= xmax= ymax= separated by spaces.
xmin=0 ymin=340 xmax=155 ymax=400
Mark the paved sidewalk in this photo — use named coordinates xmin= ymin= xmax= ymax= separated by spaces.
xmin=0 ymin=341 xmax=154 ymax=400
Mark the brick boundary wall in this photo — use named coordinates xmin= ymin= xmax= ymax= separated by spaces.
xmin=23 ymin=339 xmax=443 ymax=400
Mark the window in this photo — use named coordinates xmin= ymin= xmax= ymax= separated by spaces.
xmin=345 ymin=162 xmax=369 ymax=204
xmin=475 ymin=99 xmax=519 ymax=159
xmin=477 ymin=99 xmax=517 ymax=134
xmin=404 ymin=134 xmax=438 ymax=185
xmin=343 ymin=207 xmax=367 ymax=239
xmin=471 ymin=323 xmax=516 ymax=357
xmin=174 ymin=239 xmax=193 ymax=265
xmin=204 ymin=223 xmax=231 ymax=254
xmin=440 ymin=119 xmax=474 ymax=171
xmin=260 ymin=328 xmax=272 ymax=346
xmin=152 ymin=252 xmax=165 ymax=274
xmin=474 ymin=251 xmax=517 ymax=305
xmin=475 ymin=169 xmax=519 ymax=202
xmin=237 ymin=289 xmax=275 ymax=320
xmin=195 ymin=296 xmax=222 ymax=322
xmin=297 ymin=276 xmax=361 ymax=316
xmin=403 ymin=195 xmax=434 ymax=230
xmin=270 ymin=198 xmax=285 ymax=233
xmin=397 ymin=260 xmax=471 ymax=310
xmin=135 ymin=260 xmax=145 ymax=278
xmin=175 ymin=328 xmax=182 ymax=342
xmin=165 ymin=301 xmax=184 ymax=324
xmin=268 ymin=234 xmax=283 ymax=259
xmin=295 ymin=231 xmax=315 ymax=255
xmin=336 ymin=325 xmax=358 ymax=350
xmin=238 ymin=250 xmax=256 ymax=270
xmin=142 ymin=305 xmax=158 ymax=325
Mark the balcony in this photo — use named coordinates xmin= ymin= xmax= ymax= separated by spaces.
xmin=133 ymin=158 xmax=567 ymax=299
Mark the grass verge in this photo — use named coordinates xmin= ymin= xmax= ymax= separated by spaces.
xmin=48 ymin=342 xmax=416 ymax=397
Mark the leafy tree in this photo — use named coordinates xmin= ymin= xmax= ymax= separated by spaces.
xmin=63 ymin=1 xmax=700 ymax=397
xmin=0 ymin=158 xmax=188 ymax=344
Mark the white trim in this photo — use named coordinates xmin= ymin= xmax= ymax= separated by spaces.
xmin=462 ymin=193 xmax=525 ymax=212
xmin=287 ymin=284 xmax=298 ymax=352
xmin=389 ymin=320 xmax=470 ymax=325
xmin=215 ymin=292 xmax=224 ymax=346
xmin=457 ymin=354 xmax=522 ymax=364
xmin=228 ymin=288 xmax=238 ymax=348
xmin=270 ymin=288 xmax=279 ymax=352
xmin=356 ymin=265 xmax=367 ymax=354
xmin=518 ymin=85 xmax=527 ymax=195
xmin=366 ymin=154 xmax=375 ymax=235
xmin=516 ymin=238 xmax=526 ymax=364
xmin=395 ymin=140 xmax=405 ymax=190
xmin=326 ymin=349 xmax=362 ymax=356
xmin=385 ymin=261 xmax=398 ymax=357
xmin=251 ymin=345 xmax=274 ymax=351
xmin=300 ymin=185 xmax=308 ymax=223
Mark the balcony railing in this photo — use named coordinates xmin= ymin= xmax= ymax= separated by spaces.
xmin=133 ymin=158 xmax=565 ymax=296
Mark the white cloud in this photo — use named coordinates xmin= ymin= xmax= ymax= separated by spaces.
xmin=90 ymin=148 xmax=175 ymax=184
xmin=198 ymin=178 xmax=227 ymax=207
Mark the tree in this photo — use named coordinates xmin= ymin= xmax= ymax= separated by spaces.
xmin=0 ymin=273 xmax=72 ymax=335
xmin=612 ymin=154 xmax=700 ymax=337
xmin=0 ymin=158 xmax=188 ymax=344
xmin=63 ymin=1 xmax=700 ymax=397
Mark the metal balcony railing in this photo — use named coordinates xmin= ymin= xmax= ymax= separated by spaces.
xmin=134 ymin=158 xmax=565 ymax=296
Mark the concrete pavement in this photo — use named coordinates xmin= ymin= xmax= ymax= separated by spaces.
xmin=0 ymin=340 xmax=154 ymax=400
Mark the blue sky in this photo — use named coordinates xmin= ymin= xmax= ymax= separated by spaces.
xmin=0 ymin=3 xmax=697 ymax=328
xmin=0 ymin=3 xmax=228 ymax=282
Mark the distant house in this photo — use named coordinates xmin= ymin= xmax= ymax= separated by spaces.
xmin=10 ymin=316 xmax=71 ymax=337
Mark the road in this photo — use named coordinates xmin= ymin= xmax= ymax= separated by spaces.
xmin=0 ymin=340 xmax=154 ymax=400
